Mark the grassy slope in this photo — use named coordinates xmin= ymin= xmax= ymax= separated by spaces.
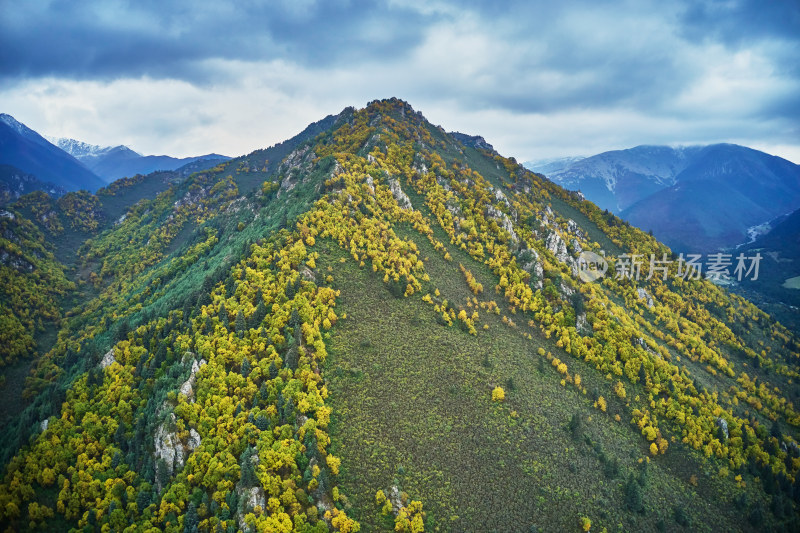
xmin=320 ymin=221 xmax=761 ymax=532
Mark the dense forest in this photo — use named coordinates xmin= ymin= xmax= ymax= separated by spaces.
xmin=0 ymin=99 xmax=799 ymax=532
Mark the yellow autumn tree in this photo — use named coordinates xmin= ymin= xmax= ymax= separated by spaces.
xmin=492 ymin=386 xmax=505 ymax=402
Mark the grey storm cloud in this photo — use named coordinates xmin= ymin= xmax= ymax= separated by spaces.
xmin=0 ymin=0 xmax=436 ymax=81
xmin=1 ymin=0 xmax=798 ymax=162
xmin=679 ymin=0 xmax=800 ymax=46
xmin=4 ymin=0 xmax=797 ymax=117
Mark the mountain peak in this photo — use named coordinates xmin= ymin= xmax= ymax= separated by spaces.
xmin=0 ymin=115 xmax=106 ymax=191
xmin=0 ymin=113 xmax=27 ymax=136
xmin=46 ymin=137 xmax=142 ymax=158
xmin=0 ymin=113 xmax=48 ymax=144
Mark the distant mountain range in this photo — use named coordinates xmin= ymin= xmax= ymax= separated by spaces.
xmin=48 ymin=137 xmax=230 ymax=183
xmin=525 ymin=144 xmax=800 ymax=253
xmin=0 ymin=113 xmax=230 ymax=193
xmin=524 ymin=155 xmax=585 ymax=176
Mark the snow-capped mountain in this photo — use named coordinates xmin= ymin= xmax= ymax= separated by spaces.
xmin=48 ymin=136 xmax=230 ymax=183
xmin=0 ymin=114 xmax=33 ymax=138
xmin=0 ymin=114 xmax=105 ymax=191
xmin=47 ymin=137 xmax=141 ymax=160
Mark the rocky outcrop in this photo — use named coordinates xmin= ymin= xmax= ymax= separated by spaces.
xmin=389 ymin=485 xmax=404 ymax=513
xmin=519 ymin=248 xmax=543 ymax=290
xmin=389 ymin=178 xmax=413 ymax=210
xmin=241 ymin=486 xmax=266 ymax=512
xmin=300 ymin=265 xmax=316 ymax=282
xmin=99 ymin=349 xmax=116 ymax=369
xmin=566 ymin=219 xmax=583 ymax=239
xmin=539 ymin=206 xmax=554 ymax=228
xmin=445 ymin=198 xmax=461 ymax=217
xmin=277 ymin=146 xmax=313 ymax=196
xmin=0 ymin=249 xmax=34 ymax=272
xmin=449 ymin=132 xmax=494 ymax=152
xmin=178 ymin=357 xmax=207 ymax=401
xmin=173 ymin=187 xmax=207 ymax=209
xmin=494 ymin=188 xmax=510 ymax=208
xmin=715 ymin=417 xmax=729 ymax=440
xmin=546 ymin=231 xmax=570 ymax=265
xmin=154 ymin=413 xmax=201 ymax=481
xmin=576 ymin=313 xmax=591 ymax=336
xmin=487 ymin=205 xmax=518 ymax=242
xmin=235 ymin=449 xmax=266 ymax=528
xmin=636 ymin=287 xmax=654 ymax=309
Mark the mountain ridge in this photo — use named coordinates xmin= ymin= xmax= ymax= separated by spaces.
xmin=0 ymin=114 xmax=105 ymax=191
xmin=49 ymin=135 xmax=231 ymax=183
xmin=529 ymin=143 xmax=800 ymax=253
xmin=0 ymin=98 xmax=798 ymax=532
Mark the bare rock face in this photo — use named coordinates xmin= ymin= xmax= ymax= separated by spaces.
xmin=99 ymin=349 xmax=116 ymax=369
xmin=277 ymin=146 xmax=312 ymax=196
xmin=519 ymin=248 xmax=543 ymax=290
xmin=487 ymin=205 xmax=518 ymax=242
xmin=494 ymin=188 xmax=511 ymax=208
xmin=389 ymin=178 xmax=413 ymax=210
xmin=235 ymin=449 xmax=266 ymax=529
xmin=300 ymin=265 xmax=316 ymax=282
xmin=566 ymin=219 xmax=584 ymax=239
xmin=389 ymin=485 xmax=404 ymax=513
xmin=0 ymin=249 xmax=34 ymax=272
xmin=153 ymin=414 xmax=179 ymax=474
xmin=242 ymin=486 xmax=266 ymax=512
xmin=546 ymin=231 xmax=570 ymax=265
xmin=637 ymin=287 xmax=654 ymax=308
xmin=576 ymin=312 xmax=591 ymax=335
xmin=153 ymin=413 xmax=202 ymax=482
xmin=179 ymin=357 xmax=207 ymax=401
xmin=715 ymin=417 xmax=729 ymax=440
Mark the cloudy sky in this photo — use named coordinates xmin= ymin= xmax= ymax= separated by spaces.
xmin=1 ymin=0 xmax=798 ymax=163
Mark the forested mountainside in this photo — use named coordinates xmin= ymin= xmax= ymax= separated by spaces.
xmin=1 ymin=99 xmax=799 ymax=532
